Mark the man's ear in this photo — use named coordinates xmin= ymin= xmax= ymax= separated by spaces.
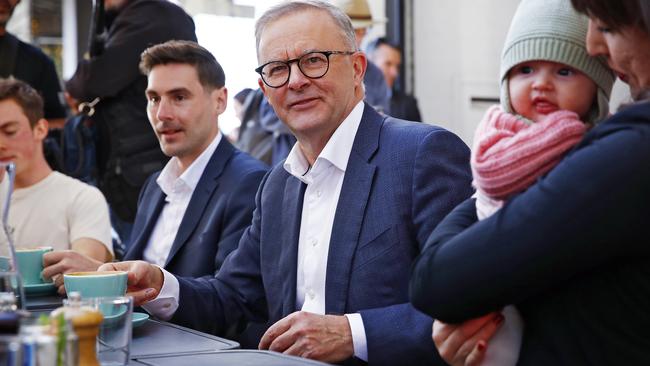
xmin=212 ymin=87 xmax=228 ymax=115
xmin=32 ymin=118 xmax=49 ymax=141
xmin=258 ymin=78 xmax=275 ymax=109
xmin=258 ymin=78 xmax=267 ymax=97
xmin=351 ymin=52 xmax=367 ymax=88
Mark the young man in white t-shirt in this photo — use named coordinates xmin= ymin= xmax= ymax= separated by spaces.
xmin=0 ymin=78 xmax=113 ymax=294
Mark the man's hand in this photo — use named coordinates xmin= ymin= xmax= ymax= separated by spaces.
xmin=432 ymin=312 xmax=504 ymax=366
xmin=42 ymin=250 xmax=103 ymax=295
xmin=259 ymin=311 xmax=354 ymax=363
xmin=98 ymin=261 xmax=163 ymax=306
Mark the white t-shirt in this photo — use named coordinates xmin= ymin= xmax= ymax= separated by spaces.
xmin=7 ymin=172 xmax=112 ymax=254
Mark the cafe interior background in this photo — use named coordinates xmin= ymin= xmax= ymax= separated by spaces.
xmin=7 ymin=0 xmax=630 ymax=145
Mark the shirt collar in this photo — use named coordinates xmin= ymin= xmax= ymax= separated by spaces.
xmin=284 ymin=101 xmax=364 ymax=183
xmin=157 ymin=132 xmax=222 ymax=196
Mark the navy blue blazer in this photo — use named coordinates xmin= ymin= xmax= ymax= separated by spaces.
xmin=171 ymin=105 xmax=473 ymax=365
xmin=124 ymin=138 xmax=267 ymax=277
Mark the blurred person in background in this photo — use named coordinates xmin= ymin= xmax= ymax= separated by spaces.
xmin=236 ymin=88 xmax=296 ymax=166
xmin=226 ymin=87 xmax=253 ymax=143
xmin=233 ymin=87 xmax=254 ymax=122
xmin=367 ymin=37 xmax=422 ymax=121
xmin=66 ymin=0 xmax=196 ymax=249
xmin=0 ymin=0 xmax=66 ymax=126
xmin=332 ymin=0 xmax=391 ymax=114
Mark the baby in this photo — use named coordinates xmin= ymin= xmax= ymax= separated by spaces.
xmin=470 ymin=0 xmax=615 ymax=364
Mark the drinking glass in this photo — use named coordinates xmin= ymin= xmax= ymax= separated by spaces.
xmin=64 ymin=296 xmax=133 ymax=366
xmin=0 ymin=163 xmax=25 ymax=309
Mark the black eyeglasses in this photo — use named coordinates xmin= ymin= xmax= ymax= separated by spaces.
xmin=255 ymin=50 xmax=356 ymax=88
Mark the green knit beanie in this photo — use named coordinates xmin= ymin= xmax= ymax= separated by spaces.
xmin=500 ymin=0 xmax=615 ymax=124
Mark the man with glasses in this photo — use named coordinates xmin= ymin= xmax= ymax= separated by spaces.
xmin=102 ymin=1 xmax=471 ymax=364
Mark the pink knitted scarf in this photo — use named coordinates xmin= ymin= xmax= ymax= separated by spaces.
xmin=471 ymin=105 xmax=587 ymax=201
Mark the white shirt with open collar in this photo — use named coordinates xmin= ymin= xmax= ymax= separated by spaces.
xmin=141 ymin=132 xmax=221 ymax=319
xmin=284 ymin=100 xmax=367 ymax=361
xmin=142 ymin=132 xmax=222 ymax=267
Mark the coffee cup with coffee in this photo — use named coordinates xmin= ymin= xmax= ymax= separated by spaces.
xmin=63 ymin=271 xmax=128 ymax=298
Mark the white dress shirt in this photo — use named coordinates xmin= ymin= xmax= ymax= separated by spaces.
xmin=140 ymin=132 xmax=221 ymax=318
xmin=147 ymin=102 xmax=369 ymax=360
xmin=284 ymin=101 xmax=367 ymax=361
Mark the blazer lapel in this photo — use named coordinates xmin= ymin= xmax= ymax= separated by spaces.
xmin=124 ymin=186 xmax=166 ymax=260
xmin=280 ymin=176 xmax=306 ymax=316
xmin=325 ymin=104 xmax=383 ymax=314
xmin=163 ymin=139 xmax=234 ymax=267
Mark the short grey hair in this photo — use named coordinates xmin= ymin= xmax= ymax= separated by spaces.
xmin=254 ymin=0 xmax=357 ymax=59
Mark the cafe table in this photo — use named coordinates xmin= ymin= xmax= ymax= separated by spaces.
xmin=26 ymin=294 xmax=331 ymax=365
xmin=129 ymin=350 xmax=332 ymax=365
xmin=24 ymin=292 xmax=62 ymax=311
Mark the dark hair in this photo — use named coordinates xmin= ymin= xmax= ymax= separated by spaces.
xmin=571 ymin=0 xmax=650 ymax=34
xmin=366 ymin=37 xmax=401 ymax=54
xmin=234 ymin=88 xmax=253 ymax=104
xmin=139 ymin=40 xmax=225 ymax=90
xmin=0 ymin=78 xmax=44 ymax=127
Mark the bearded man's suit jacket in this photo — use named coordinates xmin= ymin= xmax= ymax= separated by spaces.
xmin=124 ymin=139 xmax=267 ymax=277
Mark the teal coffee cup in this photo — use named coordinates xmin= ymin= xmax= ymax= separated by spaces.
xmin=0 ymin=256 xmax=11 ymax=271
xmin=63 ymin=271 xmax=128 ymax=298
xmin=16 ymin=247 xmax=53 ymax=285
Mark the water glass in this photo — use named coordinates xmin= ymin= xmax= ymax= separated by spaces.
xmin=65 ymin=296 xmax=133 ymax=366
xmin=0 ymin=273 xmax=23 ymax=310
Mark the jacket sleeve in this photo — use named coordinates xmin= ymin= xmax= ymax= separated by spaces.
xmin=37 ymin=54 xmax=67 ymax=119
xmin=170 ymin=171 xmax=270 ymax=335
xmin=213 ymin=167 xmax=267 ymax=274
xmin=410 ymin=116 xmax=650 ymax=323
xmin=412 ymin=128 xmax=474 ymax=246
xmin=362 ymin=127 xmax=473 ymax=366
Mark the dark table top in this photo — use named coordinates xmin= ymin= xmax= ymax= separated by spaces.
xmin=131 ymin=319 xmax=239 ymax=358
xmin=24 ymin=293 xmax=63 ymax=311
xmin=25 ymin=293 xmax=325 ymax=365
xmin=130 ymin=350 xmax=332 ymax=366
xmin=26 ymin=295 xmax=243 ymax=362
